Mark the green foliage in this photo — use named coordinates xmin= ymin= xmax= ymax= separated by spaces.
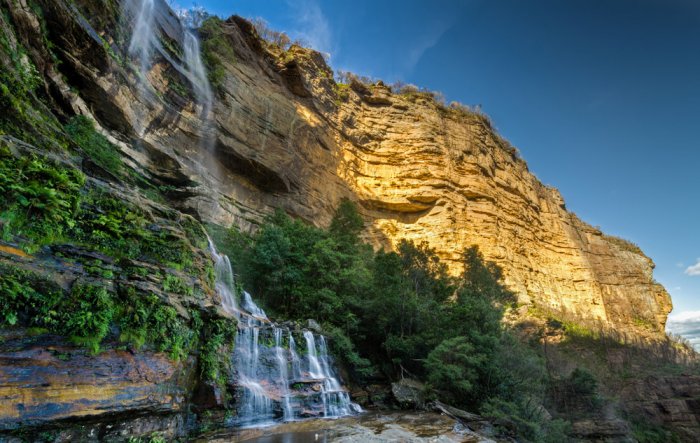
xmin=548 ymin=368 xmax=601 ymax=416
xmin=163 ymin=273 xmax=194 ymax=296
xmin=118 ymin=286 xmax=194 ymax=360
xmin=426 ymin=336 xmax=483 ymax=402
xmin=199 ymin=318 xmax=237 ymax=386
xmin=199 ymin=17 xmax=234 ymax=91
xmin=568 ymin=368 xmax=598 ymax=397
xmin=0 ymin=267 xmax=114 ymax=353
xmin=334 ymin=82 xmax=350 ymax=103
xmin=127 ymin=433 xmax=167 ymax=443
xmin=482 ymin=397 xmax=572 ymax=443
xmin=63 ymin=282 xmax=115 ymax=353
xmin=630 ymin=419 xmax=681 ymax=443
xmin=69 ymin=189 xmax=195 ymax=270
xmin=64 ymin=115 xmax=123 ymax=177
xmin=0 ymin=13 xmax=65 ymax=146
xmin=0 ymin=264 xmax=63 ymax=328
xmin=0 ymin=143 xmax=85 ymax=250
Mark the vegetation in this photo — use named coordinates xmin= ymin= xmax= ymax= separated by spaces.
xmin=65 ymin=115 xmax=123 ymax=178
xmin=0 ymin=142 xmax=85 ymax=251
xmin=199 ymin=16 xmax=235 ymax=91
xmin=216 ymin=199 xmax=577 ymax=440
xmin=603 ymin=233 xmax=644 ymax=255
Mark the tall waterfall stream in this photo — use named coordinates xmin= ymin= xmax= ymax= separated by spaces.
xmin=124 ymin=0 xmax=360 ymax=428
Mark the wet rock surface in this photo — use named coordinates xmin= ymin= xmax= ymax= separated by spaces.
xmin=196 ymin=411 xmax=501 ymax=443
xmin=0 ymin=330 xmax=193 ymax=437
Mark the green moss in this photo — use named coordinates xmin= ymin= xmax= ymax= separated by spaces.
xmin=163 ymin=273 xmax=194 ymax=296
xmin=63 ymin=282 xmax=115 ymax=353
xmin=64 ymin=115 xmax=123 ymax=177
xmin=117 ymin=285 xmax=195 ymax=360
xmin=199 ymin=17 xmax=234 ymax=91
xmin=0 ymin=264 xmax=63 ymax=328
xmin=199 ymin=318 xmax=236 ymax=386
xmin=0 ymin=12 xmax=67 ymax=147
xmin=334 ymin=83 xmax=350 ymax=104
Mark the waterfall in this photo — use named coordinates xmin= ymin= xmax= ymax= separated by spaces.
xmin=125 ymin=0 xmax=213 ymax=121
xmin=303 ymin=331 xmax=359 ymax=418
xmin=207 ymin=236 xmax=238 ymax=314
xmin=275 ymin=329 xmax=293 ymax=421
xmin=127 ymin=0 xmax=156 ymax=76
xmin=289 ymin=334 xmax=301 ymax=381
xmin=182 ymin=29 xmax=213 ymax=119
xmin=304 ymin=331 xmax=324 ymax=379
xmin=206 ymin=239 xmax=360 ymax=427
xmin=242 ymin=291 xmax=267 ymax=320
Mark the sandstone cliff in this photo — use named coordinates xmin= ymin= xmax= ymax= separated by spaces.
xmin=47 ymin=1 xmax=669 ymax=338
xmin=0 ymin=0 xmax=686 ymax=439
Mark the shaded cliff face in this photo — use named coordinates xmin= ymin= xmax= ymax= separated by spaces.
xmin=15 ymin=0 xmax=669 ymax=338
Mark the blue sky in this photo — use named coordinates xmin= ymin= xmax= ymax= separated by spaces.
xmin=179 ymin=0 xmax=700 ymax=327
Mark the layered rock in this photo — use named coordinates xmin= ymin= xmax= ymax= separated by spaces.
xmin=0 ymin=0 xmax=684 ymax=438
xmin=0 ymin=329 xmax=192 ymax=439
xmin=50 ymin=2 xmax=669 ymax=338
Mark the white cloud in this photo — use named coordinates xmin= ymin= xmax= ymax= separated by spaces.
xmin=667 ymin=310 xmax=700 ymax=351
xmin=685 ymin=259 xmax=700 ymax=276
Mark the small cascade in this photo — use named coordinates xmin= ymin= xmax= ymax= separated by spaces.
xmin=275 ymin=329 xmax=293 ymax=421
xmin=207 ymin=236 xmax=238 ymax=314
xmin=206 ymin=238 xmax=360 ymax=427
xmin=289 ymin=334 xmax=301 ymax=380
xmin=242 ymin=291 xmax=267 ymax=320
xmin=304 ymin=330 xmax=324 ymax=379
xmin=233 ymin=315 xmax=275 ymax=426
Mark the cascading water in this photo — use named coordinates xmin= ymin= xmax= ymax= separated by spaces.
xmin=127 ymin=0 xmax=156 ymax=77
xmin=242 ymin=291 xmax=267 ymax=320
xmin=275 ymin=329 xmax=293 ymax=421
xmin=205 ymin=240 xmax=360 ymax=427
xmin=182 ymin=29 xmax=213 ymax=119
xmin=208 ymin=236 xmax=238 ymax=313
xmin=125 ymin=0 xmax=213 ymax=123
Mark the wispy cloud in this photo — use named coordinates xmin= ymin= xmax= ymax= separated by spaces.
xmin=667 ymin=310 xmax=700 ymax=350
xmin=403 ymin=20 xmax=457 ymax=73
xmin=685 ymin=259 xmax=700 ymax=276
xmin=286 ymin=0 xmax=333 ymax=56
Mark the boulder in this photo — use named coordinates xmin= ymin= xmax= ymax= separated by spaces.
xmin=391 ymin=378 xmax=426 ymax=409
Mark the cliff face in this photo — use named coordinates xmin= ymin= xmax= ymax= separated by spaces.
xmin=76 ymin=6 xmax=668 ymax=338
xmin=14 ymin=0 xmax=669 ymax=338
xmin=0 ymin=0 xmax=680 ymax=437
